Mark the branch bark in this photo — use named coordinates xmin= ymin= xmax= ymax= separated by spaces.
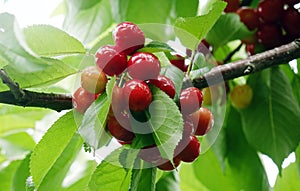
xmin=192 ymin=38 xmax=300 ymax=89
xmin=0 ymin=38 xmax=299 ymax=111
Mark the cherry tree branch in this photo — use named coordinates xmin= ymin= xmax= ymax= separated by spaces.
xmin=192 ymin=38 xmax=300 ymax=89
xmin=0 ymin=69 xmax=72 ymax=111
xmin=0 ymin=38 xmax=300 ymax=111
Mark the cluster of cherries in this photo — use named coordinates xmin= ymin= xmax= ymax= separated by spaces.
xmin=225 ymin=0 xmax=300 ymax=55
xmin=72 ymin=22 xmax=214 ymax=171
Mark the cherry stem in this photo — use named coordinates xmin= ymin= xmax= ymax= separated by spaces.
xmin=0 ymin=38 xmax=300 ymax=111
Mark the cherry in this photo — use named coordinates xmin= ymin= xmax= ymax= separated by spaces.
xmin=123 ymin=79 xmax=152 ymax=112
xmin=281 ymin=7 xmax=300 ymax=38
xmin=157 ymin=157 xmax=181 ymax=171
xmin=258 ymin=0 xmax=284 ymax=23
xmin=128 ymin=52 xmax=161 ymax=80
xmin=147 ymin=75 xmax=176 ymax=99
xmin=230 ymin=84 xmax=253 ymax=109
xmin=179 ymin=87 xmax=203 ymax=115
xmin=190 ymin=107 xmax=214 ymax=136
xmin=81 ymin=66 xmax=107 ymax=94
xmin=107 ymin=116 xmax=135 ymax=142
xmin=202 ymin=86 xmax=220 ymax=105
xmin=110 ymin=86 xmax=125 ymax=117
xmin=72 ymin=87 xmax=98 ymax=114
xmin=169 ymin=54 xmax=188 ymax=72
xmin=95 ymin=45 xmax=128 ymax=76
xmin=237 ymin=7 xmax=260 ymax=31
xmin=113 ymin=22 xmax=145 ymax=55
xmin=246 ymin=43 xmax=255 ymax=55
xmin=224 ymin=0 xmax=240 ymax=13
xmin=257 ymin=23 xmax=283 ymax=48
xmin=174 ymin=120 xmax=195 ymax=157
xmin=138 ymin=145 xmax=162 ymax=163
xmin=117 ymin=140 xmax=132 ymax=145
xmin=176 ymin=135 xmax=200 ymax=163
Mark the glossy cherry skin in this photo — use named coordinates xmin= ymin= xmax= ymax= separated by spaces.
xmin=176 ymin=135 xmax=200 ymax=163
xmin=170 ymin=54 xmax=188 ymax=72
xmin=72 ymin=87 xmax=98 ymax=114
xmin=147 ymin=75 xmax=176 ymax=99
xmin=95 ymin=45 xmax=128 ymax=76
xmin=123 ymin=79 xmax=152 ymax=112
xmin=81 ymin=66 xmax=107 ymax=94
xmin=179 ymin=87 xmax=203 ymax=115
xmin=258 ymin=0 xmax=284 ymax=23
xmin=128 ymin=52 xmax=161 ymax=80
xmin=237 ymin=7 xmax=260 ymax=31
xmin=107 ymin=116 xmax=135 ymax=142
xmin=190 ymin=107 xmax=214 ymax=136
xmin=113 ymin=22 xmax=145 ymax=55
xmin=224 ymin=0 xmax=240 ymax=13
xmin=257 ymin=23 xmax=283 ymax=48
xmin=157 ymin=157 xmax=181 ymax=171
xmin=246 ymin=43 xmax=255 ymax=55
xmin=138 ymin=145 xmax=162 ymax=163
xmin=281 ymin=7 xmax=300 ymax=38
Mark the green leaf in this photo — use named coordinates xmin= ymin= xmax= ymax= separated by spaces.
xmin=131 ymin=159 xmax=157 ymax=191
xmin=174 ymin=1 xmax=226 ymax=50
xmin=37 ymin=134 xmax=83 ymax=191
xmin=174 ymin=0 xmax=199 ymax=18
xmin=274 ymin=163 xmax=300 ymax=191
xmin=149 ymin=87 xmax=184 ymax=160
xmin=206 ymin=13 xmax=254 ymax=49
xmin=292 ymin=75 xmax=300 ymax=106
xmin=79 ymin=76 xmax=116 ymax=149
xmin=0 ymin=58 xmax=77 ymax=91
xmin=191 ymin=106 xmax=270 ymax=191
xmin=62 ymin=161 xmax=97 ymax=191
xmin=296 ymin=145 xmax=300 ymax=173
xmin=0 ymin=104 xmax=50 ymax=135
xmin=88 ymin=148 xmax=132 ymax=191
xmin=138 ymin=41 xmax=174 ymax=53
xmin=0 ymin=13 xmax=54 ymax=73
xmin=179 ymin=164 xmax=209 ymax=191
xmin=30 ymin=111 xmax=83 ymax=190
xmin=156 ymin=171 xmax=180 ymax=191
xmin=0 ymin=132 xmax=35 ymax=159
xmin=24 ymin=25 xmax=85 ymax=57
xmin=240 ymin=68 xmax=300 ymax=170
xmin=63 ymin=0 xmax=114 ymax=45
xmin=12 ymin=154 xmax=31 ymax=191
xmin=0 ymin=160 xmax=21 ymax=190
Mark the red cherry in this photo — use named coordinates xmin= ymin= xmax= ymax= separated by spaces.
xmin=258 ymin=0 xmax=284 ymax=23
xmin=147 ymin=75 xmax=176 ymax=99
xmin=128 ymin=52 xmax=161 ymax=80
xmin=224 ymin=0 xmax=240 ymax=13
xmin=257 ymin=23 xmax=283 ymax=48
xmin=179 ymin=87 xmax=203 ymax=115
xmin=246 ymin=44 xmax=255 ymax=55
xmin=237 ymin=7 xmax=260 ymax=31
xmin=169 ymin=54 xmax=188 ymax=72
xmin=123 ymin=79 xmax=152 ymax=112
xmin=113 ymin=22 xmax=145 ymax=55
xmin=281 ymin=7 xmax=300 ymax=38
xmin=72 ymin=87 xmax=98 ymax=114
xmin=176 ymin=135 xmax=200 ymax=163
xmin=138 ymin=145 xmax=162 ymax=163
xmin=190 ymin=107 xmax=214 ymax=136
xmin=81 ymin=66 xmax=107 ymax=94
xmin=174 ymin=120 xmax=195 ymax=157
xmin=117 ymin=140 xmax=132 ymax=145
xmin=157 ymin=157 xmax=181 ymax=171
xmin=107 ymin=116 xmax=135 ymax=142
xmin=95 ymin=45 xmax=128 ymax=76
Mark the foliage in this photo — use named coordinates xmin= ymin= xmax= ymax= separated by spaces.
xmin=0 ymin=0 xmax=300 ymax=191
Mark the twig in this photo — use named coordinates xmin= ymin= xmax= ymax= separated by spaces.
xmin=0 ymin=69 xmax=25 ymax=100
xmin=0 ymin=91 xmax=72 ymax=112
xmin=192 ymin=38 xmax=300 ymax=89
xmin=223 ymin=42 xmax=243 ymax=64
